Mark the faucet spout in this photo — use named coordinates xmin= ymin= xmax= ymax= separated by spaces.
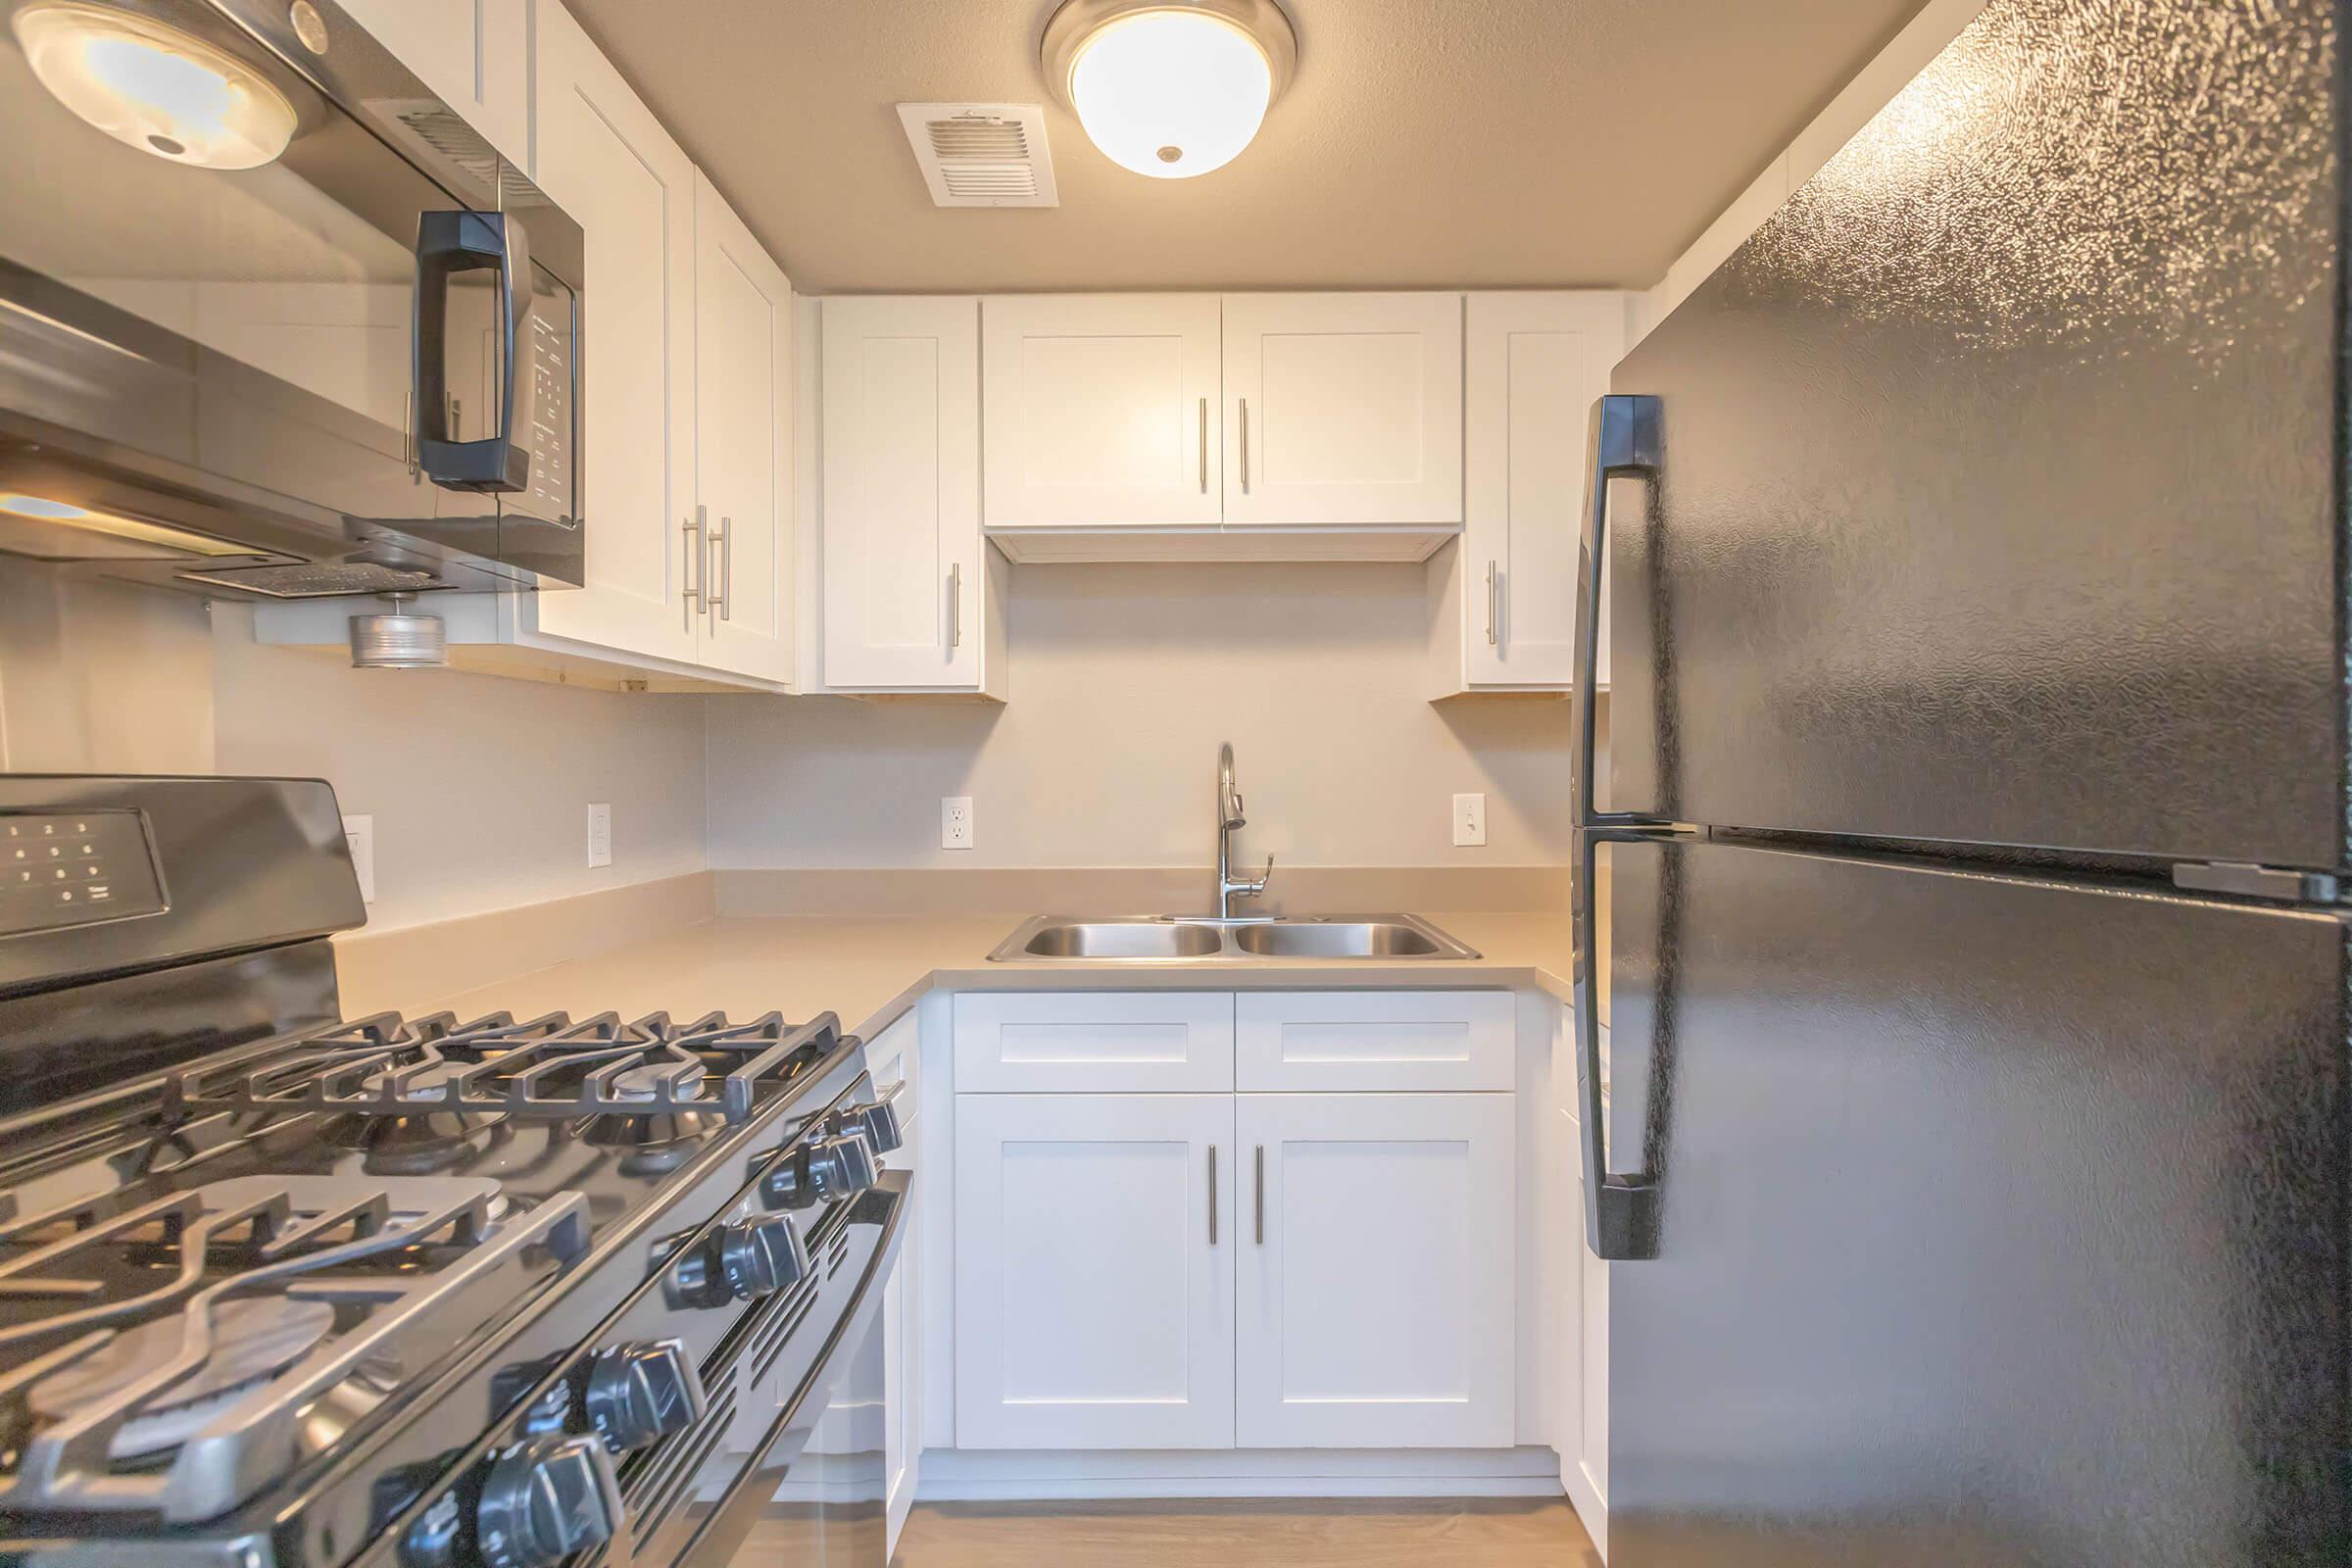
xmin=1214 ymin=742 xmax=1273 ymax=919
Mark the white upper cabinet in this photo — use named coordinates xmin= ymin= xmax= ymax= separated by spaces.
xmin=1235 ymin=1092 xmax=1515 ymax=1448
xmin=820 ymin=296 xmax=1000 ymax=695
xmin=1222 ymin=293 xmax=1463 ymax=528
xmin=337 ymin=0 xmax=531 ymax=170
xmin=692 ymin=172 xmax=795 ymax=685
xmin=1430 ymin=291 xmax=1627 ymax=698
xmin=530 ymin=1 xmax=700 ymax=666
xmin=982 ymin=295 xmax=1222 ymax=529
xmin=1464 ymin=292 xmax=1624 ymax=688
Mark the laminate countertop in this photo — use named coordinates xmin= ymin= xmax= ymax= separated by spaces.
xmin=405 ymin=909 xmax=1594 ymax=1045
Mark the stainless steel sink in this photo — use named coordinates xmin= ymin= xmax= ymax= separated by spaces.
xmin=1229 ymin=919 xmax=1452 ymax=958
xmin=1013 ymin=920 xmax=1226 ymax=959
xmin=987 ymin=913 xmax=1479 ymax=963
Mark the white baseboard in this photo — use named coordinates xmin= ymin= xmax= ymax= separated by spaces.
xmin=915 ymin=1446 xmax=1568 ymax=1501
xmin=1563 ymin=1451 xmax=1607 ymax=1558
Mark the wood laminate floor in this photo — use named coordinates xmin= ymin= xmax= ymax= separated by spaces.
xmin=881 ymin=1496 xmax=1604 ymax=1567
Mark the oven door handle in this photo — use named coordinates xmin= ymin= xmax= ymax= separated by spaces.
xmin=678 ymin=1172 xmax=910 ymax=1567
xmin=414 ymin=209 xmax=536 ymax=495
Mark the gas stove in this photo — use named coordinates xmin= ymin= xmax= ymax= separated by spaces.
xmin=0 ymin=778 xmax=908 ymax=1568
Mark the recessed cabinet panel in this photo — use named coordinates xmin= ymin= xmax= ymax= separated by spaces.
xmin=531 ymin=1 xmax=698 ymax=664
xmin=692 ymin=172 xmax=793 ymax=684
xmin=954 ymin=1094 xmax=1237 ymax=1449
xmin=1235 ymin=1093 xmax=1515 ymax=1447
xmin=820 ymin=296 xmax=983 ymax=689
xmin=1236 ymin=990 xmax=1514 ymax=1093
xmin=1222 ymin=293 xmax=1463 ymax=526
xmin=954 ymin=991 xmax=1236 ymax=1094
xmin=983 ymin=295 xmax=1222 ymax=527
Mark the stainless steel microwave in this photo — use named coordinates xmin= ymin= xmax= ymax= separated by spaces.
xmin=0 ymin=0 xmax=584 ymax=599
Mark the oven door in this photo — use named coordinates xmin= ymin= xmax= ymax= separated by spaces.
xmin=0 ymin=0 xmax=581 ymax=595
xmin=613 ymin=1172 xmax=907 ymax=1568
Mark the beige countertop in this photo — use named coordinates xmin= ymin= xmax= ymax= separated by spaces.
xmin=405 ymin=909 xmax=1592 ymax=1044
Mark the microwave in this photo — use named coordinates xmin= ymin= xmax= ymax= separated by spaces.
xmin=0 ymin=0 xmax=584 ymax=599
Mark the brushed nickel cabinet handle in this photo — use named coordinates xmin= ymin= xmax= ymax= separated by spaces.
xmin=682 ymin=510 xmax=704 ymax=618
xmin=1253 ymin=1145 xmax=1265 ymax=1245
xmin=1239 ymin=397 xmax=1250 ymax=494
xmin=710 ymin=514 xmax=732 ymax=623
xmin=1198 ymin=396 xmax=1208 ymax=493
xmin=1486 ymin=559 xmax=1500 ymax=647
xmin=948 ymin=562 xmax=962 ymax=650
xmin=402 ymin=391 xmax=419 ymax=478
xmin=1208 ymin=1146 xmax=1218 ymax=1246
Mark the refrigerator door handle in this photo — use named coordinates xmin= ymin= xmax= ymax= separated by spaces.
xmin=1576 ymin=823 xmax=1664 ymax=1260
xmin=1576 ymin=393 xmax=1666 ymax=830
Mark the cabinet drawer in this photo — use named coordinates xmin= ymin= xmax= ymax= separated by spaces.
xmin=954 ymin=992 xmax=1235 ymax=1093
xmin=1236 ymin=991 xmax=1513 ymax=1092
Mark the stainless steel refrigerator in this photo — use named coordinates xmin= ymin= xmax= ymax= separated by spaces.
xmin=1569 ymin=0 xmax=2349 ymax=1562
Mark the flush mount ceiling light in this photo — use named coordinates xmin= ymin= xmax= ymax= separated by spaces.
xmin=12 ymin=1 xmax=298 ymax=170
xmin=1041 ymin=0 xmax=1297 ymax=180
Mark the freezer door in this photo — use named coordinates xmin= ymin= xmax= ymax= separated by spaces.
xmin=1606 ymin=0 xmax=2346 ymax=868
xmin=1603 ymin=836 xmax=2347 ymax=1568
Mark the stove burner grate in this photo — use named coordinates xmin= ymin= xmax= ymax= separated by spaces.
xmin=0 ymin=1174 xmax=589 ymax=1522
xmin=159 ymin=1009 xmax=843 ymax=1127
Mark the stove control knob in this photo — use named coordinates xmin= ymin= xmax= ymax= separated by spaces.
xmin=829 ymin=1082 xmax=906 ymax=1154
xmin=760 ymin=1131 xmax=879 ymax=1210
xmin=584 ymin=1339 xmax=708 ymax=1452
xmin=473 ymin=1433 xmax=619 ymax=1568
xmin=719 ymin=1213 xmax=808 ymax=1298
xmin=808 ymin=1131 xmax=880 ymax=1199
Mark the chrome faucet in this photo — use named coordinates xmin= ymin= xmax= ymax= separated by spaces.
xmin=1215 ymin=742 xmax=1274 ymax=919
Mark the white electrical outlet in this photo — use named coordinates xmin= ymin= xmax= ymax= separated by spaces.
xmin=942 ymin=796 xmax=974 ymax=851
xmin=1452 ymin=793 xmax=1488 ymax=847
xmin=341 ymin=814 xmax=376 ymax=904
xmin=587 ymin=803 xmax=612 ymax=868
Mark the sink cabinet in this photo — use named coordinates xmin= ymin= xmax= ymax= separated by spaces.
xmin=948 ymin=990 xmax=1515 ymax=1456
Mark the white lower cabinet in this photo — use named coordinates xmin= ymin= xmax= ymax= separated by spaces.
xmin=1236 ymin=1092 xmax=1515 ymax=1448
xmin=954 ymin=1093 xmax=1237 ymax=1449
xmin=948 ymin=990 xmax=1519 ymax=1461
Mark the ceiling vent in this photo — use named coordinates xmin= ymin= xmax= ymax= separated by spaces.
xmin=896 ymin=103 xmax=1058 ymax=208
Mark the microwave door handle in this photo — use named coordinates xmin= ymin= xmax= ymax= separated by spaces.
xmin=1577 ymin=392 xmax=1665 ymax=831
xmin=414 ymin=210 xmax=535 ymax=494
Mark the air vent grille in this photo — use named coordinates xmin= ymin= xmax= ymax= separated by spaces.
xmin=897 ymin=103 xmax=1058 ymax=208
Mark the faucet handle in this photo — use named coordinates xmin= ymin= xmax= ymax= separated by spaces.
xmin=1251 ymin=853 xmax=1275 ymax=892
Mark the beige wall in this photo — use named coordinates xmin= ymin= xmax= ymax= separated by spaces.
xmin=707 ymin=562 xmax=1588 ymax=872
xmin=0 ymin=564 xmax=709 ymax=932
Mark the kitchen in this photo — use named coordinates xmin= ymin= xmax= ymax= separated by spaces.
xmin=0 ymin=1 xmax=2343 ymax=1566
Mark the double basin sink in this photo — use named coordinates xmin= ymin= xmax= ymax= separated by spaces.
xmin=987 ymin=912 xmax=1480 ymax=963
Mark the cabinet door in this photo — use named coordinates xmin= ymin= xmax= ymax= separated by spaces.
xmin=1465 ymin=293 xmax=1625 ymax=686
xmin=955 ymin=1094 xmax=1235 ymax=1449
xmin=1236 ymin=1093 xmax=1514 ymax=1448
xmin=1222 ymin=293 xmax=1463 ymax=527
xmin=982 ymin=295 xmax=1222 ymax=528
xmin=693 ymin=173 xmax=794 ymax=684
xmin=531 ymin=2 xmax=699 ymax=664
xmin=337 ymin=0 xmax=530 ymax=170
xmin=821 ymin=297 xmax=983 ymax=689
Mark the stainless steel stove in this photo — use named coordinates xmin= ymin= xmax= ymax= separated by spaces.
xmin=0 ymin=777 xmax=907 ymax=1568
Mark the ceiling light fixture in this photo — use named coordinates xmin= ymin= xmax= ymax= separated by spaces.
xmin=1041 ymin=0 xmax=1297 ymax=180
xmin=12 ymin=2 xmax=298 ymax=170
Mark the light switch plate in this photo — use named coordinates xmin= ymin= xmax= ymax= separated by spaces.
xmin=942 ymin=796 xmax=974 ymax=851
xmin=341 ymin=814 xmax=375 ymax=903
xmin=586 ymin=803 xmax=612 ymax=868
xmin=1452 ymin=793 xmax=1487 ymax=847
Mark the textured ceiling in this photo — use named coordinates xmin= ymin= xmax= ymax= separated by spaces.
xmin=564 ymin=0 xmax=1930 ymax=294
